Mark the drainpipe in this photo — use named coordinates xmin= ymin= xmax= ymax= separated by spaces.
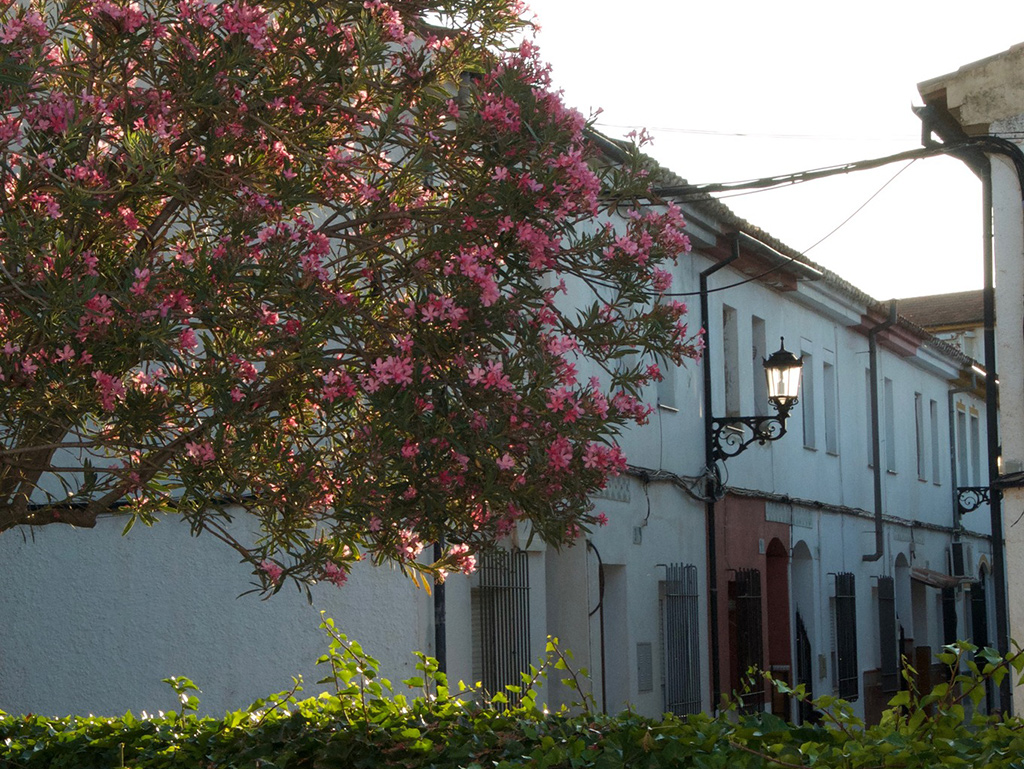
xmin=586 ymin=540 xmax=607 ymax=714
xmin=864 ymin=300 xmax=897 ymax=562
xmin=700 ymin=236 xmax=740 ymax=708
xmin=433 ymin=539 xmax=446 ymax=675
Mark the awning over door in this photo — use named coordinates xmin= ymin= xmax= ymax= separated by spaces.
xmin=911 ymin=566 xmax=960 ymax=589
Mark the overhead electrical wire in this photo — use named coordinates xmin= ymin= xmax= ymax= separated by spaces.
xmin=658 ymin=165 xmax=916 ymax=298
xmin=801 ymin=159 xmax=917 ymax=254
xmin=654 ymin=137 xmax=1024 ymax=202
xmin=651 ymin=136 xmax=1024 ymax=297
xmin=595 ymin=121 xmax=915 ymax=142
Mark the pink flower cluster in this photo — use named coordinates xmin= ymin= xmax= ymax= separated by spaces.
xmin=362 ymin=355 xmax=414 ymax=392
xmin=259 ymin=560 xmax=283 ymax=584
xmin=323 ymin=562 xmax=347 ymax=587
xmin=185 ymin=441 xmax=215 ymax=465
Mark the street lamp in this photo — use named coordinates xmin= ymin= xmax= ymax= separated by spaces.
xmin=708 ymin=338 xmax=804 ymax=465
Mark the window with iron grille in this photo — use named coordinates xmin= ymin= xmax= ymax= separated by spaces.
xmin=732 ymin=568 xmax=763 ymax=712
xmin=941 ymin=586 xmax=958 ymax=646
xmin=835 ymin=572 xmax=859 ymax=701
xmin=660 ymin=563 xmax=701 ymax=715
xmin=472 ymin=548 xmax=530 ymax=706
xmin=877 ymin=576 xmax=899 ymax=694
xmin=971 ymin=575 xmax=989 ymax=649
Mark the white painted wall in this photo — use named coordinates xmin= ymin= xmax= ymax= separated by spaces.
xmin=0 ymin=516 xmax=430 ymax=716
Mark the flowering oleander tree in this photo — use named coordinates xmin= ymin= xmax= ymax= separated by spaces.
xmin=0 ymin=0 xmax=698 ymax=592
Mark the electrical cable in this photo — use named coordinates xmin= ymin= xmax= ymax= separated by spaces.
xmin=595 ymin=121 xmax=914 ymax=142
xmin=654 ymin=137 xmax=1024 ymax=298
xmin=801 ymin=159 xmax=916 ymax=254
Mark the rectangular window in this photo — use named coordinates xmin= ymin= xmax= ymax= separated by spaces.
xmin=970 ymin=413 xmax=981 ymax=486
xmin=915 ymin=393 xmax=926 ymax=480
xmin=473 ymin=548 xmax=531 ymax=706
xmin=751 ymin=316 xmax=768 ymax=415
xmin=884 ymin=378 xmax=896 ymax=472
xmin=878 ymin=576 xmax=899 ymax=694
xmin=661 ymin=563 xmax=701 ymax=716
xmin=723 ymin=305 xmax=740 ymax=417
xmin=970 ymin=576 xmax=989 ymax=650
xmin=657 ymin=362 xmax=677 ymax=411
xmin=835 ymin=572 xmax=859 ymax=701
xmin=823 ymin=358 xmax=838 ymax=455
xmin=802 ymin=344 xmax=816 ymax=449
xmin=930 ymin=399 xmax=942 ymax=486
xmin=957 ymin=408 xmax=968 ymax=486
xmin=941 ymin=586 xmax=958 ymax=646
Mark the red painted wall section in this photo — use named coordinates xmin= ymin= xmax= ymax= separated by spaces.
xmin=716 ymin=494 xmax=792 ymax=707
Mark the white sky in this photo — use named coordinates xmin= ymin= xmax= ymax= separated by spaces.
xmin=524 ymin=0 xmax=1024 ymax=300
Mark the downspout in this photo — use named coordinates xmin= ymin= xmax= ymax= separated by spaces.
xmin=433 ymin=540 xmax=447 ymax=675
xmin=864 ymin=300 xmax=898 ymax=562
xmin=700 ymin=236 xmax=740 ymax=708
xmin=586 ymin=540 xmax=607 ymax=714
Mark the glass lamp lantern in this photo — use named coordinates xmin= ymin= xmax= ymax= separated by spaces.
xmin=764 ymin=338 xmax=803 ymax=413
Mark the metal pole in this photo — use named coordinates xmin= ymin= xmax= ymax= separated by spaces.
xmin=982 ymin=166 xmax=1010 ymax=713
xmin=700 ymin=238 xmax=740 ymax=709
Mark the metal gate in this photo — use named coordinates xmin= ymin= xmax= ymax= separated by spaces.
xmin=835 ymin=572 xmax=859 ymax=701
xmin=661 ymin=563 xmax=701 ymax=715
xmin=878 ymin=576 xmax=899 ymax=694
xmin=733 ymin=568 xmax=763 ymax=712
xmin=795 ymin=612 xmax=814 ymax=724
xmin=971 ymin=573 xmax=992 ymax=712
xmin=477 ymin=548 xmax=530 ymax=706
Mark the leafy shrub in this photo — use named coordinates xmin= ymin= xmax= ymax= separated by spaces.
xmin=3 ymin=619 xmax=1024 ymax=768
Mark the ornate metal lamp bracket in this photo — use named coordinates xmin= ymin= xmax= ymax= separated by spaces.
xmin=957 ymin=485 xmax=998 ymax=515
xmin=709 ymin=412 xmax=790 ymax=464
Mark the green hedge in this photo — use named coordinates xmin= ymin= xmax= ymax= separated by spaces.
xmin=3 ymin=618 xmax=1024 ymax=768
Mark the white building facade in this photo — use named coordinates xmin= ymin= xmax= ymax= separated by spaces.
xmin=0 ymin=167 xmax=996 ymax=722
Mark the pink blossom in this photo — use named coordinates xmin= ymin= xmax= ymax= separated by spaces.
xmin=323 ymin=562 xmax=347 ymax=587
xmin=259 ymin=560 xmax=283 ymax=583
xmin=184 ymin=440 xmax=215 ymax=464
xmin=91 ymin=371 xmax=125 ymax=412
xmin=178 ymin=328 xmax=198 ymax=351
xmin=448 ymin=542 xmax=477 ymax=575
xmin=546 ymin=436 xmax=572 ymax=471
